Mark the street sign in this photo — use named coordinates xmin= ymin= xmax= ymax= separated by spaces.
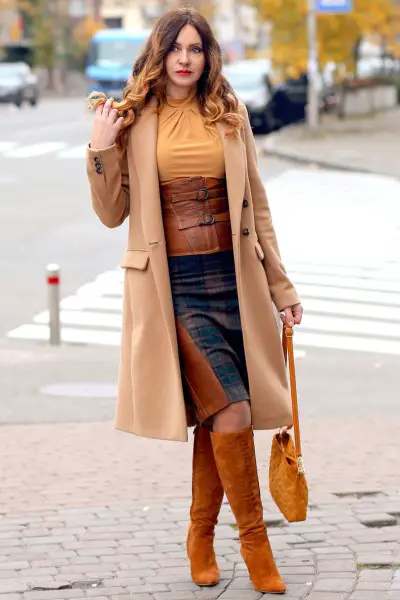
xmin=316 ymin=0 xmax=353 ymax=13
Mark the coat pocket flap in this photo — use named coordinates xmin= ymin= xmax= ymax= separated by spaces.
xmin=120 ymin=250 xmax=149 ymax=270
xmin=254 ymin=241 xmax=265 ymax=261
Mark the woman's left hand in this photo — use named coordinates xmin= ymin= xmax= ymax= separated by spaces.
xmin=280 ymin=302 xmax=303 ymax=327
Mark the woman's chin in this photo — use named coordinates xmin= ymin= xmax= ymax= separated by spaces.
xmin=171 ymin=77 xmax=196 ymax=89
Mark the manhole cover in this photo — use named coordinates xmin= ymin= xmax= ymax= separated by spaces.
xmin=40 ymin=382 xmax=117 ymax=398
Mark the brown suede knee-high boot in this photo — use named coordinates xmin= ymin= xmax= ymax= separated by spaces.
xmin=210 ymin=425 xmax=286 ymax=594
xmin=187 ymin=425 xmax=225 ymax=586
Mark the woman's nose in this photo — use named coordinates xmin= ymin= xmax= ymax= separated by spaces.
xmin=179 ymin=51 xmax=189 ymax=64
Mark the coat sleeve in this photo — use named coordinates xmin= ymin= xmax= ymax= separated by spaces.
xmin=240 ymin=104 xmax=300 ymax=312
xmin=86 ymin=143 xmax=130 ymax=228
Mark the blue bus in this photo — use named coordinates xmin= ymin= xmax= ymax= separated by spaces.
xmin=85 ymin=28 xmax=151 ymax=98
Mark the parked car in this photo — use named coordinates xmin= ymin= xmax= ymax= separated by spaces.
xmin=223 ymin=59 xmax=275 ymax=133
xmin=224 ymin=59 xmax=339 ymax=132
xmin=271 ymin=73 xmax=339 ymax=127
xmin=270 ymin=74 xmax=309 ymax=127
xmin=0 ymin=62 xmax=39 ymax=107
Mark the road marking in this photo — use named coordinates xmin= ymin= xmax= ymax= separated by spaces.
xmin=301 ymin=313 xmax=400 ymax=339
xmin=296 ymin=331 xmax=400 ymax=355
xmin=61 ymin=295 xmax=123 ymax=311
xmin=7 ymin=323 xmax=121 ymax=346
xmin=295 ymin=283 xmax=400 ymax=307
xmin=0 ymin=142 xmax=17 ymax=153
xmin=57 ymin=145 xmax=87 ymax=159
xmin=303 ymin=297 xmax=400 ymax=321
xmin=34 ymin=309 xmax=122 ymax=328
xmin=286 ymin=261 xmax=400 ymax=282
xmin=5 ymin=142 xmax=68 ymax=158
xmin=0 ymin=141 xmax=87 ymax=159
xmin=291 ymin=271 xmax=400 ymax=294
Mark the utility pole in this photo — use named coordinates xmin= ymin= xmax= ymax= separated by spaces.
xmin=308 ymin=0 xmax=353 ymax=129
xmin=306 ymin=0 xmax=319 ymax=131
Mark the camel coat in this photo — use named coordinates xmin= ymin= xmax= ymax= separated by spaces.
xmin=86 ymin=99 xmax=300 ymax=442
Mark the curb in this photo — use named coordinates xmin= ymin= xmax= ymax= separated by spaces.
xmin=262 ymin=142 xmax=373 ymax=175
xmin=263 ymin=134 xmax=399 ymax=180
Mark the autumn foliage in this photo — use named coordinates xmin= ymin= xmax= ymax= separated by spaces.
xmin=257 ymin=0 xmax=400 ymax=78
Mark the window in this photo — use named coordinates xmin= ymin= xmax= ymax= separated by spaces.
xmin=104 ymin=17 xmax=123 ymax=28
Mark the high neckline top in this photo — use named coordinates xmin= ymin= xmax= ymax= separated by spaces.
xmin=165 ymin=88 xmax=198 ymax=109
xmin=157 ymin=92 xmax=225 ymax=184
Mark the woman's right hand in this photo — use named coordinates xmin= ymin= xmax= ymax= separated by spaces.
xmin=90 ymin=97 xmax=124 ymax=149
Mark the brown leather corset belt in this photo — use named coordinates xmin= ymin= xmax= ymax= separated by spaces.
xmin=160 ymin=176 xmax=233 ymax=257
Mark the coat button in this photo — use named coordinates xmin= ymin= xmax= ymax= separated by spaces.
xmin=243 ymin=199 xmax=249 ymax=207
xmin=242 ymin=228 xmax=250 ymax=236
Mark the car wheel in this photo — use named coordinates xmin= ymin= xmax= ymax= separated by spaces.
xmin=14 ymin=94 xmax=23 ymax=108
xmin=263 ymin=108 xmax=277 ymax=134
xmin=252 ymin=112 xmax=272 ymax=135
xmin=257 ymin=114 xmax=270 ymax=135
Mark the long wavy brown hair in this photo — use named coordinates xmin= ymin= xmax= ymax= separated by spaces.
xmin=88 ymin=8 xmax=242 ymax=150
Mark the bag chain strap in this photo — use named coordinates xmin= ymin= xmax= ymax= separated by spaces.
xmin=282 ymin=325 xmax=306 ymax=475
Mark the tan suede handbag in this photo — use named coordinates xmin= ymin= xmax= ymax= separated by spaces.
xmin=269 ymin=325 xmax=308 ymax=522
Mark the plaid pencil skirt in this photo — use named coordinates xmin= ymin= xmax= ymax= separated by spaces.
xmin=168 ymin=249 xmax=250 ymax=424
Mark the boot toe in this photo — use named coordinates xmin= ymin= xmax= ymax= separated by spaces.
xmin=192 ymin=569 xmax=220 ymax=587
xmin=252 ymin=577 xmax=286 ymax=594
xmin=187 ymin=526 xmax=220 ymax=587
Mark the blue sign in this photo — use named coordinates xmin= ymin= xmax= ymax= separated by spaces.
xmin=316 ymin=0 xmax=352 ymax=13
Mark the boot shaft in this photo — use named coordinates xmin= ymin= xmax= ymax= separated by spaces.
xmin=210 ymin=426 xmax=266 ymax=540
xmin=190 ymin=425 xmax=224 ymax=526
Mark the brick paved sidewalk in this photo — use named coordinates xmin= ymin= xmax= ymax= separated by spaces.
xmin=0 ymin=419 xmax=400 ymax=600
xmin=263 ymin=108 xmax=400 ymax=179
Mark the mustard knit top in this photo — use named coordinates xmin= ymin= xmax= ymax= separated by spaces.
xmin=156 ymin=90 xmax=225 ymax=184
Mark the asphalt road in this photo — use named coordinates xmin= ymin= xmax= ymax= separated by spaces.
xmin=0 ymin=97 xmax=399 ymax=429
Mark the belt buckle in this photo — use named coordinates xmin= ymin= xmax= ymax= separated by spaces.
xmin=200 ymin=213 xmax=215 ymax=225
xmin=196 ymin=187 xmax=209 ymax=201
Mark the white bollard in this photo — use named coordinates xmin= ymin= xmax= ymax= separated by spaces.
xmin=46 ymin=263 xmax=61 ymax=345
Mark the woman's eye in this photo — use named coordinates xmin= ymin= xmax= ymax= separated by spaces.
xmin=192 ymin=47 xmax=202 ymax=53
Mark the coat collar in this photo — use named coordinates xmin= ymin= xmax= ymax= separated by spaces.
xmin=130 ymin=96 xmax=245 ymax=244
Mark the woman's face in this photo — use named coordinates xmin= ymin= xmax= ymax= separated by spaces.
xmin=165 ymin=24 xmax=205 ymax=96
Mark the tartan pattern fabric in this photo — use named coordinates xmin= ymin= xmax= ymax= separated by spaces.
xmin=168 ymin=249 xmax=250 ymax=419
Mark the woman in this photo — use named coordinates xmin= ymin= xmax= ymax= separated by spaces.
xmin=86 ymin=8 xmax=302 ymax=595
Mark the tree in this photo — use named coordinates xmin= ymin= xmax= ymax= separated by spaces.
xmin=1 ymin=0 xmax=104 ymax=88
xmin=71 ymin=15 xmax=103 ymax=70
xmin=256 ymin=0 xmax=400 ymax=78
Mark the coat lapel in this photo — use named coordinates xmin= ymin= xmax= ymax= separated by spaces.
xmin=216 ymin=121 xmax=246 ymax=240
xmin=130 ymin=99 xmax=179 ymax=354
xmin=130 ymin=98 xmax=165 ymax=245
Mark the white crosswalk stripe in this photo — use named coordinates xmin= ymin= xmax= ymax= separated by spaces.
xmin=8 ymin=270 xmax=124 ymax=346
xmin=0 ymin=142 xmax=17 ymax=152
xmin=57 ymin=145 xmax=87 ymax=159
xmin=0 ymin=141 xmax=85 ymax=159
xmin=6 ymin=169 xmax=400 ymax=355
xmin=4 ymin=142 xmax=68 ymax=158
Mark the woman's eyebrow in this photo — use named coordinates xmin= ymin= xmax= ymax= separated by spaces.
xmin=174 ymin=42 xmax=203 ymax=48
